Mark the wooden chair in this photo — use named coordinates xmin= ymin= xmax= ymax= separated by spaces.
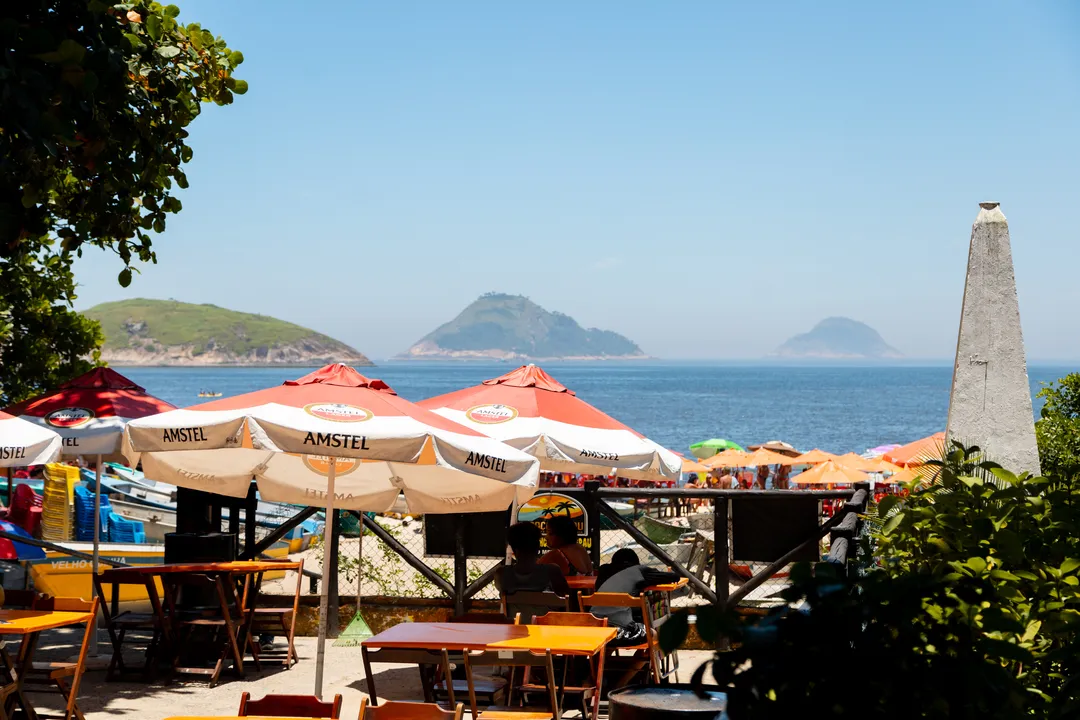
xmin=524 ymin=613 xmax=608 ymax=720
xmin=23 ymin=596 xmax=100 ymax=720
xmin=463 ymin=649 xmax=559 ymax=719
xmin=246 ymin=559 xmax=304 ymax=667
xmin=501 ymin=591 xmax=568 ymax=625
xmin=168 ymin=573 xmax=245 ymax=687
xmin=580 ymin=591 xmax=656 ymax=686
xmin=359 ymin=698 xmax=463 ymax=719
xmin=93 ymin=568 xmax=168 ymax=680
xmin=433 ymin=614 xmax=514 ymax=708
xmin=239 ymin=692 xmax=342 ymax=718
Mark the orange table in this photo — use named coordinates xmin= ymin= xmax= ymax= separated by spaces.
xmin=0 ymin=610 xmax=94 ymax=720
xmin=106 ymin=560 xmax=301 ymax=684
xmin=362 ymin=623 xmax=616 ymax=714
xmin=165 ymin=717 xmax=332 ymax=720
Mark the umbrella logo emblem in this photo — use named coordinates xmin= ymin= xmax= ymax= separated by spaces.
xmin=44 ymin=407 xmax=95 ymax=429
xmin=301 ymin=455 xmax=360 ymax=476
xmin=304 ymin=403 xmax=373 ymax=423
xmin=465 ymin=404 xmax=518 ymax=424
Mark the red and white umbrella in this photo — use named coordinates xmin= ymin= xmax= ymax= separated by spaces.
xmin=5 ymin=367 xmax=176 ymax=457
xmin=0 ymin=411 xmax=62 ymax=467
xmin=418 ymin=364 xmax=681 ymax=481
xmin=123 ymin=363 xmax=539 ymax=696
xmin=123 ymin=364 xmax=539 ymax=513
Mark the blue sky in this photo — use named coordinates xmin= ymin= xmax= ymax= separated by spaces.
xmin=72 ymin=1 xmax=1080 ymax=361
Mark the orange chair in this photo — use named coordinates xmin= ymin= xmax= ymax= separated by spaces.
xmin=359 ymin=698 xmax=463 ymax=719
xmin=524 ymin=613 xmax=608 ymax=720
xmin=463 ymin=649 xmax=559 ymax=719
xmin=434 ymin=614 xmax=514 ymax=708
xmin=238 ymin=692 xmax=342 ymax=719
xmin=246 ymin=559 xmax=305 ymax=667
xmin=579 ymin=592 xmax=657 ymax=686
xmin=23 ymin=596 xmax=100 ymax=720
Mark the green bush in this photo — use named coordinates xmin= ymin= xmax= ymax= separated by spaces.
xmin=666 ymin=443 xmax=1080 ymax=719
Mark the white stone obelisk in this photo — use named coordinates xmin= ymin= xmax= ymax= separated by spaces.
xmin=945 ymin=202 xmax=1040 ymax=475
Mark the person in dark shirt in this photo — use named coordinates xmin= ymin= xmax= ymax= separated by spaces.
xmin=497 ymin=522 xmax=568 ymax=595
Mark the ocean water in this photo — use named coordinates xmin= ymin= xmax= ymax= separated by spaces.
xmin=118 ymin=362 xmax=1076 ymax=457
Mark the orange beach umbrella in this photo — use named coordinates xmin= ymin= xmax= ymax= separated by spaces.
xmin=792 ymin=460 xmax=869 ymax=485
xmin=791 ymin=448 xmax=839 ymax=465
xmin=703 ymin=449 xmax=750 ymax=469
xmin=883 ymin=432 xmax=946 ymax=467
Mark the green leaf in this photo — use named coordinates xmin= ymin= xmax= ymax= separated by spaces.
xmin=146 ymin=14 xmax=162 ymax=40
xmin=228 ymin=50 xmax=244 ymax=66
xmin=164 ymin=4 xmax=181 ymax=17
xmin=58 ymin=39 xmax=87 ymax=63
xmin=232 ymin=79 xmax=248 ymax=95
xmin=117 ymin=268 xmax=132 ymax=288
xmin=877 ymin=494 xmax=901 ymax=517
xmin=156 ymin=45 xmax=181 ymax=59
xmin=1061 ymin=558 xmax=1080 ymax=576
xmin=882 ymin=511 xmax=905 ymax=535
xmin=966 ymin=557 xmax=988 ymax=574
xmin=124 ymin=33 xmax=144 ymax=50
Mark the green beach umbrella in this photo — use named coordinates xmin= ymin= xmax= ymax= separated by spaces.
xmin=690 ymin=438 xmax=745 ymax=459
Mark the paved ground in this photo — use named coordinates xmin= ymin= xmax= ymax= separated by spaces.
xmin=21 ymin=631 xmax=715 ymax=720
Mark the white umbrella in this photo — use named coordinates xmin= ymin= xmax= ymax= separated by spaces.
xmin=122 ymin=364 xmax=539 ymax=695
xmin=0 ymin=411 xmax=62 ymax=467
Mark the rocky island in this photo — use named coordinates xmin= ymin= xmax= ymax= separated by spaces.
xmin=772 ymin=317 xmax=903 ymax=359
xmin=83 ymin=299 xmax=373 ymax=366
xmin=397 ymin=293 xmax=646 ymax=361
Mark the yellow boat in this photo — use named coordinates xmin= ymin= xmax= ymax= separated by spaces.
xmin=27 ymin=541 xmax=292 ymax=607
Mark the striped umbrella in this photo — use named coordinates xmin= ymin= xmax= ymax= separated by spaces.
xmin=418 ymin=364 xmax=681 ymax=482
xmin=0 ymin=411 xmax=61 ymax=468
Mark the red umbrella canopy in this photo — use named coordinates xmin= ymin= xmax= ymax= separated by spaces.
xmin=418 ymin=364 xmax=681 ymax=481
xmin=5 ymin=367 xmax=175 ymax=456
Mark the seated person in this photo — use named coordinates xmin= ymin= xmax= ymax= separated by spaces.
xmin=590 ymin=551 xmax=681 ymax=640
xmin=539 ymin=515 xmax=594 ymax=576
xmin=497 ymin=523 xmax=569 ymax=620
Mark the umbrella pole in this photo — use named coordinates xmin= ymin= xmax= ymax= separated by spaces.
xmin=90 ymin=454 xmax=102 ymax=656
xmin=314 ymin=457 xmax=337 ymax=698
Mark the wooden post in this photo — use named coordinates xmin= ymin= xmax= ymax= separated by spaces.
xmin=243 ymin=483 xmax=257 ymax=559
xmin=327 ymin=510 xmax=340 ymax=637
xmin=713 ymin=498 xmax=729 ymax=609
xmin=453 ymin=514 xmax=467 ymax=617
xmin=584 ymin=481 xmax=602 ymax=570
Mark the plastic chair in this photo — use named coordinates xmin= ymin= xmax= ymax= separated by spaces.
xmin=359 ymin=699 xmax=463 ymax=719
xmin=238 ymin=692 xmax=342 ymax=718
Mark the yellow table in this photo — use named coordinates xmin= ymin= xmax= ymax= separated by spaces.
xmin=362 ymin=622 xmax=616 ymax=716
xmin=0 ymin=609 xmax=95 ymax=720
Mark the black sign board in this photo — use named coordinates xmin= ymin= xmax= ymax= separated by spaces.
xmin=424 ymin=508 xmax=511 ymax=559
xmin=731 ymin=496 xmax=820 ymax=562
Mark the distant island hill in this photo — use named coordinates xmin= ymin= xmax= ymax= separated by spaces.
xmin=82 ymin=299 xmax=373 ymax=367
xmin=772 ymin=317 xmax=903 ymax=359
xmin=396 ymin=293 xmax=648 ymax=361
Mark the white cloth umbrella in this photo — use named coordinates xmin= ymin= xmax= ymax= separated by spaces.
xmin=0 ymin=411 xmax=62 ymax=467
xmin=122 ymin=364 xmax=539 ymax=696
xmin=419 ymin=364 xmax=682 ymax=481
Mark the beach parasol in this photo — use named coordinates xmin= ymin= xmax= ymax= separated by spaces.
xmin=681 ymin=457 xmax=710 ymax=474
xmin=702 ymin=448 xmax=750 ymax=469
xmin=122 ymin=363 xmax=539 ymax=697
xmin=791 ymin=448 xmax=839 ymax=465
xmin=4 ymin=367 xmax=176 ymax=627
xmin=883 ymin=432 xmax=946 ymax=467
xmin=0 ymin=411 xmax=62 ymax=468
xmin=834 ymin=452 xmax=885 ymax=473
xmin=418 ymin=364 xmax=681 ymax=482
xmin=746 ymin=440 xmax=800 ymax=458
xmin=738 ymin=447 xmax=794 ymax=467
xmin=791 ymin=460 xmax=869 ymax=485
xmin=689 ymin=438 xmax=745 ymax=459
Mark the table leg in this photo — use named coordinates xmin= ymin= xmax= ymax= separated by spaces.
xmin=361 ymin=646 xmax=377 ymax=703
xmin=591 ymin=648 xmax=607 ymax=720
xmin=213 ymin=576 xmax=245 ymax=676
xmin=10 ymin=631 xmax=41 ymax=720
